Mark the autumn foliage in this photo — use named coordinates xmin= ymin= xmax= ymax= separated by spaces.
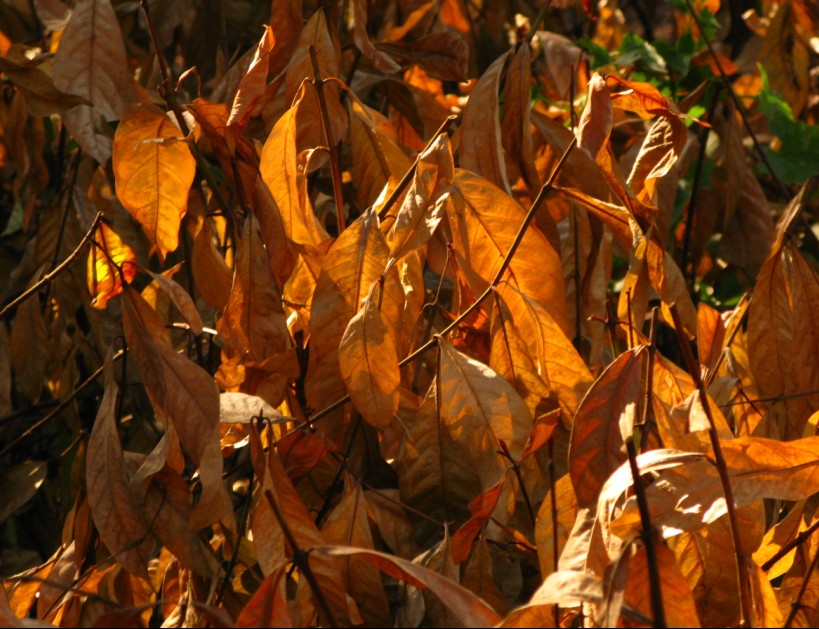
xmin=3 ymin=0 xmax=819 ymax=627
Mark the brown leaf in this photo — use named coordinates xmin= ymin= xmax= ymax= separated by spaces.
xmin=352 ymin=0 xmax=401 ymax=74
xmin=376 ymin=32 xmax=469 ymax=82
xmin=388 ymin=132 xmax=452 ymax=263
xmin=9 ymin=293 xmax=49 ymax=402
xmin=459 ymin=52 xmax=511 ymax=193
xmin=227 ymin=26 xmax=275 ymax=128
xmin=569 ymin=348 xmax=645 ymax=508
xmin=235 ymin=563 xmax=291 ymax=628
xmin=52 ymin=0 xmax=134 ymax=162
xmin=501 ymin=42 xmax=540 ymax=190
xmin=259 ymin=87 xmax=327 ymax=247
xmin=0 ymin=55 xmax=90 ymax=117
xmin=86 ymin=348 xmax=154 ymax=579
xmin=338 ymin=295 xmax=400 ymax=429
xmin=451 ymin=477 xmax=506 ymax=563
xmin=535 ymin=474 xmax=577 ymax=580
xmin=321 ymin=484 xmax=392 ymax=626
xmin=0 ymin=461 xmax=46 ymax=524
xmin=462 ymin=535 xmax=508 ymax=616
xmin=122 ymin=288 xmax=235 ymax=532
xmin=191 ymin=217 xmax=232 ymax=311
xmin=624 ymin=542 xmax=701 ymax=627
xmin=575 ymin=73 xmax=612 ymax=160
xmin=314 ymin=545 xmax=502 ymax=626
xmin=112 ymin=104 xmax=195 ymax=261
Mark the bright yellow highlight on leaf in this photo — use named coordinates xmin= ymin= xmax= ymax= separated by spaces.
xmin=87 ymin=221 xmax=136 ymax=309
xmin=113 ymin=103 xmax=196 ymax=261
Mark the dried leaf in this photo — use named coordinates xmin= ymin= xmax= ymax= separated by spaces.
xmin=338 ymin=295 xmax=400 ymax=429
xmin=87 ymin=221 xmax=137 ymax=309
xmin=52 ymin=0 xmax=134 ymax=162
xmin=113 ymin=104 xmax=195 ymax=261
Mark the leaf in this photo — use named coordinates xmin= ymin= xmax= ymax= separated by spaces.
xmin=52 ymin=0 xmax=134 ymax=162
xmin=0 ymin=55 xmax=90 ymax=117
xmin=219 ymin=392 xmax=291 ymax=425
xmin=235 ymin=564 xmax=291 ymax=628
xmin=321 ymin=484 xmax=392 ymax=626
xmin=227 ymin=25 xmax=275 ymax=129
xmin=752 ymin=501 xmax=805 ymax=580
xmin=451 ymin=477 xmax=506 ymax=563
xmin=459 ymin=51 xmax=510 ymax=193
xmin=87 ymin=221 xmax=137 ymax=309
xmin=192 ymin=217 xmax=232 ymax=311
xmin=624 ymin=542 xmax=701 ymax=627
xmin=627 ymin=115 xmax=686 ymax=207
xmin=612 ymin=435 xmax=819 ymax=539
xmin=500 ymin=42 xmax=540 ymax=190
xmin=112 ymin=103 xmax=195 ymax=262
xmin=9 ymin=293 xmax=49 ymax=402
xmin=438 ymin=337 xmax=532 ymax=488
xmin=535 ymin=474 xmax=577 ymax=580
xmin=449 ymin=169 xmax=569 ymax=333
xmin=86 ymin=348 xmax=153 ymax=579
xmin=388 ymin=132 xmax=452 ymax=263
xmin=375 ymin=32 xmax=469 ymax=82
xmin=0 ymin=461 xmax=46 ymax=523
xmin=143 ymin=267 xmax=203 ymax=335
xmin=314 ymin=545 xmax=502 ymax=626
xmin=496 ymin=283 xmax=592 ymax=418
xmin=575 ymin=73 xmax=612 ymax=160
xmin=306 ymin=208 xmax=403 ymax=441
xmin=748 ymin=243 xmax=819 ymax=439
xmin=462 ymin=535 xmax=508 ymax=616
xmin=338 ymin=295 xmax=400 ymax=429
xmin=121 ymin=288 xmax=234 ymax=532
xmin=352 ymin=0 xmax=401 ymax=74
xmin=259 ymin=87 xmax=326 ymax=247
xmin=569 ymin=348 xmax=645 ymax=508
xmin=393 ymin=383 xmax=481 ymax=530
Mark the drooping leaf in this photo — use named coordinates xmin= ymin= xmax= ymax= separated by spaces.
xmin=338 ymin=294 xmax=400 ymax=429
xmin=86 ymin=348 xmax=154 ymax=580
xmin=112 ymin=103 xmax=195 ymax=261
xmin=52 ymin=0 xmax=135 ymax=162
xmin=459 ymin=51 xmax=511 ymax=193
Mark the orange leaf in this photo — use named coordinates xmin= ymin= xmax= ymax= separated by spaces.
xmin=575 ymin=73 xmax=613 ymax=160
xmin=113 ymin=103 xmax=195 ymax=261
xmin=451 ymin=477 xmax=506 ymax=563
xmin=338 ymin=295 xmax=400 ymax=429
xmin=236 ymin=563 xmax=291 ymax=628
xmin=87 ymin=221 xmax=136 ymax=309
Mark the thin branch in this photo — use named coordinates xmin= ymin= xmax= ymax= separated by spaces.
xmin=670 ymin=303 xmax=751 ymax=628
xmin=761 ymin=518 xmax=819 ymax=572
xmin=681 ymin=0 xmax=789 ymax=198
xmin=0 ymin=349 xmax=124 ymax=459
xmin=309 ymin=45 xmax=347 ymax=234
xmin=264 ymin=490 xmax=339 ymax=628
xmin=0 ymin=212 xmax=103 ymax=320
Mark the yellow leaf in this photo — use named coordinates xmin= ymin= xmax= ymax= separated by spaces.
xmin=338 ymin=296 xmax=400 ymax=429
xmin=86 ymin=221 xmax=136 ymax=309
xmin=113 ymin=103 xmax=195 ymax=261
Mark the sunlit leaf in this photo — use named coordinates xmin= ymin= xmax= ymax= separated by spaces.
xmin=113 ymin=103 xmax=195 ymax=261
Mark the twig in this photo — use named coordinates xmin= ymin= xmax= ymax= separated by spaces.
xmin=0 ymin=349 xmax=124 ymax=459
xmin=264 ymin=490 xmax=339 ymax=628
xmin=681 ymin=0 xmax=789 ymax=198
xmin=784 ymin=537 xmax=819 ymax=628
xmin=761 ymin=518 xmax=819 ymax=572
xmin=681 ymin=84 xmax=720 ymax=288
xmin=309 ymin=45 xmax=346 ymax=233
xmin=670 ymin=303 xmax=751 ymax=628
xmin=139 ymin=0 xmax=232 ymax=224
xmin=638 ymin=308 xmax=659 ymax=438
xmin=0 ymin=212 xmax=103 ymax=320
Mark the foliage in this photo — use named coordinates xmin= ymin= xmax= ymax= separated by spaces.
xmin=2 ymin=0 xmax=819 ymax=627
